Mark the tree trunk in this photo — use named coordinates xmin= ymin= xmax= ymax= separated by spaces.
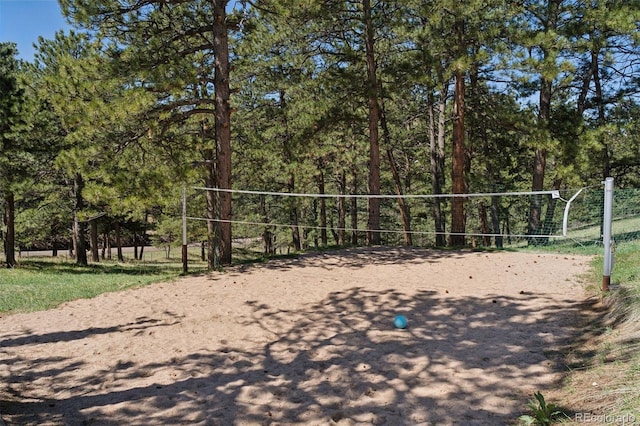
xmin=469 ymin=65 xmax=501 ymax=248
xmin=363 ymin=0 xmax=381 ymax=245
xmin=90 ymin=219 xmax=99 ymax=262
xmin=379 ymin=85 xmax=411 ymax=246
xmin=450 ymin=69 xmax=466 ymax=247
xmin=204 ymin=150 xmax=219 ymax=269
xmin=529 ymin=147 xmax=547 ymax=240
xmin=260 ymin=196 xmax=274 ymax=255
xmin=4 ymin=191 xmax=16 ymax=267
xmin=73 ymin=173 xmax=88 ymax=266
xmin=102 ymin=231 xmax=108 ymax=260
xmin=114 ymin=221 xmax=124 ymax=262
xmin=479 ymin=204 xmax=490 ymax=246
xmin=133 ymin=231 xmax=139 ymax=260
xmin=318 ymin=167 xmax=328 ymax=246
xmin=387 ymin=149 xmax=412 ymax=245
xmin=351 ymin=169 xmax=358 ymax=245
xmin=529 ymin=39 xmax=553 ymax=242
xmin=541 ymin=177 xmax=562 ymax=238
xmin=213 ymin=0 xmax=232 ymax=265
xmin=527 ymin=0 xmax=562 ymax=241
xmin=288 ymin=173 xmax=301 ymax=251
xmin=139 ymin=231 xmax=145 ymax=260
xmin=337 ymin=170 xmax=346 ymax=246
xmin=103 ymin=229 xmax=113 ymax=260
xmin=490 ymin=196 xmax=503 ymax=248
xmin=429 ymin=89 xmax=447 ymax=247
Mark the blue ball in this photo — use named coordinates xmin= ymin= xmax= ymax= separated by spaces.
xmin=393 ymin=315 xmax=408 ymax=329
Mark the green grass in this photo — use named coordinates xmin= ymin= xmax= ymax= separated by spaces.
xmin=542 ymin=239 xmax=640 ymax=422
xmin=0 ymin=248 xmax=209 ymax=315
xmin=591 ymin=240 xmax=640 ymax=418
xmin=536 ymin=215 xmax=640 ymax=256
xmin=0 ymin=244 xmax=276 ymax=315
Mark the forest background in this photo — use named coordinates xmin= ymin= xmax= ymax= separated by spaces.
xmin=2 ymin=0 xmax=640 ymax=270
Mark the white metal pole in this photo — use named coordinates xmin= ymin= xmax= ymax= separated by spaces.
xmin=602 ymin=177 xmax=614 ymax=292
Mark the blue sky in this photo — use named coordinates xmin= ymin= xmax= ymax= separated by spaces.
xmin=0 ymin=0 xmax=72 ymax=61
xmin=1 ymin=0 xmax=245 ymax=61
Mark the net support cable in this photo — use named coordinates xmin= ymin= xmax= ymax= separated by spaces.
xmin=186 ymin=186 xmax=594 ymax=243
xmin=186 ymin=217 xmax=563 ymax=240
xmin=193 ymin=186 xmax=561 ymax=199
xmin=188 ymin=186 xmax=593 ymax=240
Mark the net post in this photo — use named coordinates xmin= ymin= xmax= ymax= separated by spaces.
xmin=182 ymin=185 xmax=188 ymax=274
xmin=602 ymin=177 xmax=614 ymax=292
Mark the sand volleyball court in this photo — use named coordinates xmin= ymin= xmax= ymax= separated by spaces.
xmin=0 ymin=247 xmax=593 ymax=425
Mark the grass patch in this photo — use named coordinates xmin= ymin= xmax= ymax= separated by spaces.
xmin=0 ymin=243 xmax=276 ymax=315
xmin=497 ymin=238 xmax=640 ymax=423
xmin=548 ymin=239 xmax=640 ymax=423
xmin=0 ymin=248 xmax=208 ymax=315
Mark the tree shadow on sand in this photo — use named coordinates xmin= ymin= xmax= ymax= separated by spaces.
xmin=237 ymin=246 xmax=472 ymax=273
xmin=1 ymin=275 xmax=598 ymax=425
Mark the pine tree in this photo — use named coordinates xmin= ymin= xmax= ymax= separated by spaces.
xmin=509 ymin=0 xmax=577 ymax=240
xmin=32 ymin=32 xmax=102 ymax=265
xmin=0 ymin=43 xmax=29 ymax=267
xmin=405 ymin=0 xmax=512 ymax=246
xmin=33 ymin=30 xmax=159 ymax=264
xmin=61 ymin=0 xmax=235 ymax=267
xmin=571 ymin=0 xmax=640 ymax=179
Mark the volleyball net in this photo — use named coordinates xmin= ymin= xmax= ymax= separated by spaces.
xmin=176 ymin=180 xmax=637 ymax=254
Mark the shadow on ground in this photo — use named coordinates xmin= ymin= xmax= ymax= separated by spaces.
xmin=1 ymin=251 xmax=597 ymax=425
xmin=237 ymin=246 xmax=473 ymax=273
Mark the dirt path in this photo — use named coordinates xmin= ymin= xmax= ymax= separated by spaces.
xmin=0 ymin=247 xmax=593 ymax=425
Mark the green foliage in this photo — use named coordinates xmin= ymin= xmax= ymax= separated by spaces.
xmin=3 ymin=0 xmax=638 ymax=257
xmin=0 ymin=42 xmax=31 ymax=187
xmin=1 ymin=42 xmax=41 ymax=266
xmin=519 ymin=391 xmax=565 ymax=426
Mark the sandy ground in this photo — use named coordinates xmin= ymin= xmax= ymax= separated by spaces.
xmin=0 ymin=247 xmax=594 ymax=425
